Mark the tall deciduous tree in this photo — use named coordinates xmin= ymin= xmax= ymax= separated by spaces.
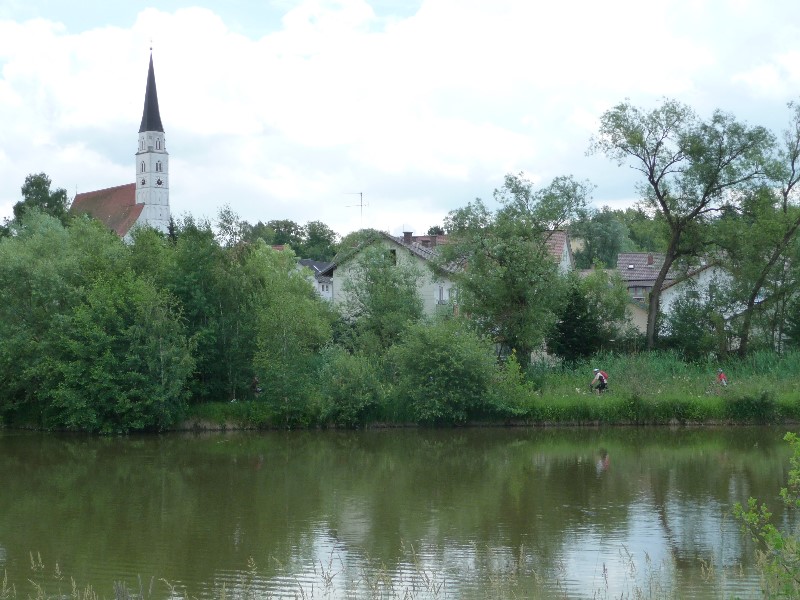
xmin=441 ymin=173 xmax=590 ymax=358
xmin=590 ymin=99 xmax=774 ymax=349
xmin=15 ymin=173 xmax=70 ymax=225
xmin=716 ymin=101 xmax=800 ymax=355
xmin=251 ymin=243 xmax=334 ymax=426
xmin=299 ymin=220 xmax=339 ymax=261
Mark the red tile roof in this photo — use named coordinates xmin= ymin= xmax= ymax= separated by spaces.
xmin=71 ymin=183 xmax=141 ymax=237
xmin=544 ymin=230 xmax=571 ymax=265
xmin=616 ymin=252 xmax=673 ymax=283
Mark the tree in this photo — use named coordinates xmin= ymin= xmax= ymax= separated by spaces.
xmin=547 ymin=281 xmax=600 ymax=363
xmin=427 ymin=225 xmax=445 ymax=236
xmin=15 ymin=173 xmax=70 ymax=225
xmin=590 ymin=99 xmax=774 ymax=349
xmin=715 ymin=101 xmax=800 ymax=355
xmin=659 ymin=290 xmax=724 ymax=361
xmin=339 ymin=243 xmax=423 ymax=354
xmin=571 ymin=206 xmax=635 ymax=268
xmin=266 ymin=219 xmax=304 ymax=248
xmin=251 ymin=243 xmax=334 ymax=426
xmin=440 ymin=173 xmax=590 ymax=358
xmin=40 ymin=272 xmax=194 ymax=432
xmin=547 ymin=270 xmax=629 ymax=362
xmin=299 ymin=220 xmax=339 ymax=261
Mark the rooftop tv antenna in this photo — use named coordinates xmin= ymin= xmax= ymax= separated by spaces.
xmin=345 ymin=192 xmax=368 ymax=228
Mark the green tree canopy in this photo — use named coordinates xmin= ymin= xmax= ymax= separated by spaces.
xmin=11 ymin=173 xmax=70 ymax=228
xmin=339 ymin=243 xmax=424 ymax=354
xmin=440 ymin=173 xmax=591 ymax=358
xmin=590 ymin=98 xmax=774 ymax=349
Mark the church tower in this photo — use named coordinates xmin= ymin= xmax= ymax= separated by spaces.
xmin=135 ymin=53 xmax=170 ymax=232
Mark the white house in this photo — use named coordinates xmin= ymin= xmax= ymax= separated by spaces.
xmin=298 ymin=259 xmax=334 ymax=301
xmin=321 ymin=231 xmax=457 ymax=317
xmin=659 ymin=262 xmax=732 ymax=317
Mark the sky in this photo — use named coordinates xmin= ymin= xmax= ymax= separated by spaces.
xmin=1 ymin=0 xmax=799 ymax=238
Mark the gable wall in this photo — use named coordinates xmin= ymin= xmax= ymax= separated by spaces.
xmin=331 ymin=238 xmax=455 ymax=316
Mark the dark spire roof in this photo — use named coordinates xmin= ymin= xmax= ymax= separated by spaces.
xmin=138 ymin=53 xmax=164 ymax=133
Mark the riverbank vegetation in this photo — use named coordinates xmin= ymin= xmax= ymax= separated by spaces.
xmin=1 ymin=96 xmax=799 ymax=433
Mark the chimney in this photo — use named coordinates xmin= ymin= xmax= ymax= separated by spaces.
xmin=647 ymin=253 xmax=654 ymax=266
xmin=403 ymin=231 xmax=413 ymax=244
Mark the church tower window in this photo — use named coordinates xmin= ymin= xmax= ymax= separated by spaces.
xmin=141 ymin=161 xmax=145 ymax=172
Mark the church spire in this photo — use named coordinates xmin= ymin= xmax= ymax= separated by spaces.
xmin=138 ymin=53 xmax=164 ymax=133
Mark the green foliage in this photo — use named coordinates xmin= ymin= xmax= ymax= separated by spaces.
xmin=0 ymin=214 xmax=129 ymax=421
xmin=317 ymin=347 xmax=384 ymax=427
xmin=251 ymin=244 xmax=334 ymax=427
xmin=389 ymin=319 xmax=497 ymax=424
xmin=488 ymin=350 xmax=534 ymax=418
xmin=340 ymin=243 xmax=424 ymax=354
xmin=725 ymin=390 xmax=778 ymax=423
xmin=241 ymin=219 xmax=339 ymax=261
xmin=660 ymin=291 xmax=724 ymax=361
xmin=571 ymin=206 xmax=636 ymax=268
xmin=39 ymin=272 xmax=194 ymax=432
xmin=14 ymin=173 xmax=70 ymax=226
xmin=735 ymin=432 xmax=800 ymax=597
xmin=441 ymin=173 xmax=590 ymax=357
xmin=547 ymin=280 xmax=600 ymax=363
xmin=547 ymin=270 xmax=629 ymax=363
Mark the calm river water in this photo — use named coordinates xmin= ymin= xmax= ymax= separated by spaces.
xmin=0 ymin=427 xmax=796 ymax=599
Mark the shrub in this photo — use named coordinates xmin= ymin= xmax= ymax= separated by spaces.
xmin=735 ymin=432 xmax=800 ymax=597
xmin=725 ymin=390 xmax=778 ymax=424
xmin=317 ymin=347 xmax=384 ymax=428
xmin=388 ymin=319 xmax=496 ymax=425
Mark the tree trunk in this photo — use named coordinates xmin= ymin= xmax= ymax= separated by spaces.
xmin=646 ymin=233 xmax=681 ymax=349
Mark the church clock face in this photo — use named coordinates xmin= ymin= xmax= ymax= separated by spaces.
xmin=141 ymin=178 xmax=146 ymax=186
xmin=156 ymin=178 xmax=163 ymax=186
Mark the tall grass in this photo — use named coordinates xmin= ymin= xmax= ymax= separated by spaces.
xmin=533 ymin=350 xmax=800 ymax=425
xmin=182 ymin=350 xmax=800 ymax=429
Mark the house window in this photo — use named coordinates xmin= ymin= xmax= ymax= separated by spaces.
xmin=389 ymin=249 xmax=396 ymax=265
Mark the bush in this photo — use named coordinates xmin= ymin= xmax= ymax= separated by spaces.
xmin=317 ymin=348 xmax=384 ymax=427
xmin=735 ymin=432 xmax=800 ymax=597
xmin=725 ymin=390 xmax=779 ymax=423
xmin=388 ymin=319 xmax=497 ymax=425
xmin=488 ymin=350 xmax=535 ymax=418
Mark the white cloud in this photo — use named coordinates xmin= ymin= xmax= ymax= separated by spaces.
xmin=1 ymin=0 xmax=799 ymax=236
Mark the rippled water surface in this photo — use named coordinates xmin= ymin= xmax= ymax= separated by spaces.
xmin=0 ymin=427 xmax=794 ymax=598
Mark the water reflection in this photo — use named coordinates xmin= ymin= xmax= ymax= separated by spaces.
xmin=0 ymin=427 xmax=792 ymax=598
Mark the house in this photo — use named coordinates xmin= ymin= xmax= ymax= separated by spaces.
xmin=321 ymin=229 xmax=576 ymax=316
xmin=659 ymin=262 xmax=734 ymax=317
xmin=298 ymin=259 xmax=334 ymax=301
xmin=544 ymin=230 xmax=575 ymax=274
xmin=321 ymin=231 xmax=457 ymax=317
xmin=70 ymin=53 xmax=171 ymax=238
xmin=616 ymin=253 xmax=675 ymax=302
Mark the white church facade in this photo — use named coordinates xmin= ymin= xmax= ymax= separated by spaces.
xmin=71 ymin=53 xmax=171 ymax=237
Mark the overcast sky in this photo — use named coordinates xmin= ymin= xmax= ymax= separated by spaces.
xmin=1 ymin=0 xmax=799 ymax=237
